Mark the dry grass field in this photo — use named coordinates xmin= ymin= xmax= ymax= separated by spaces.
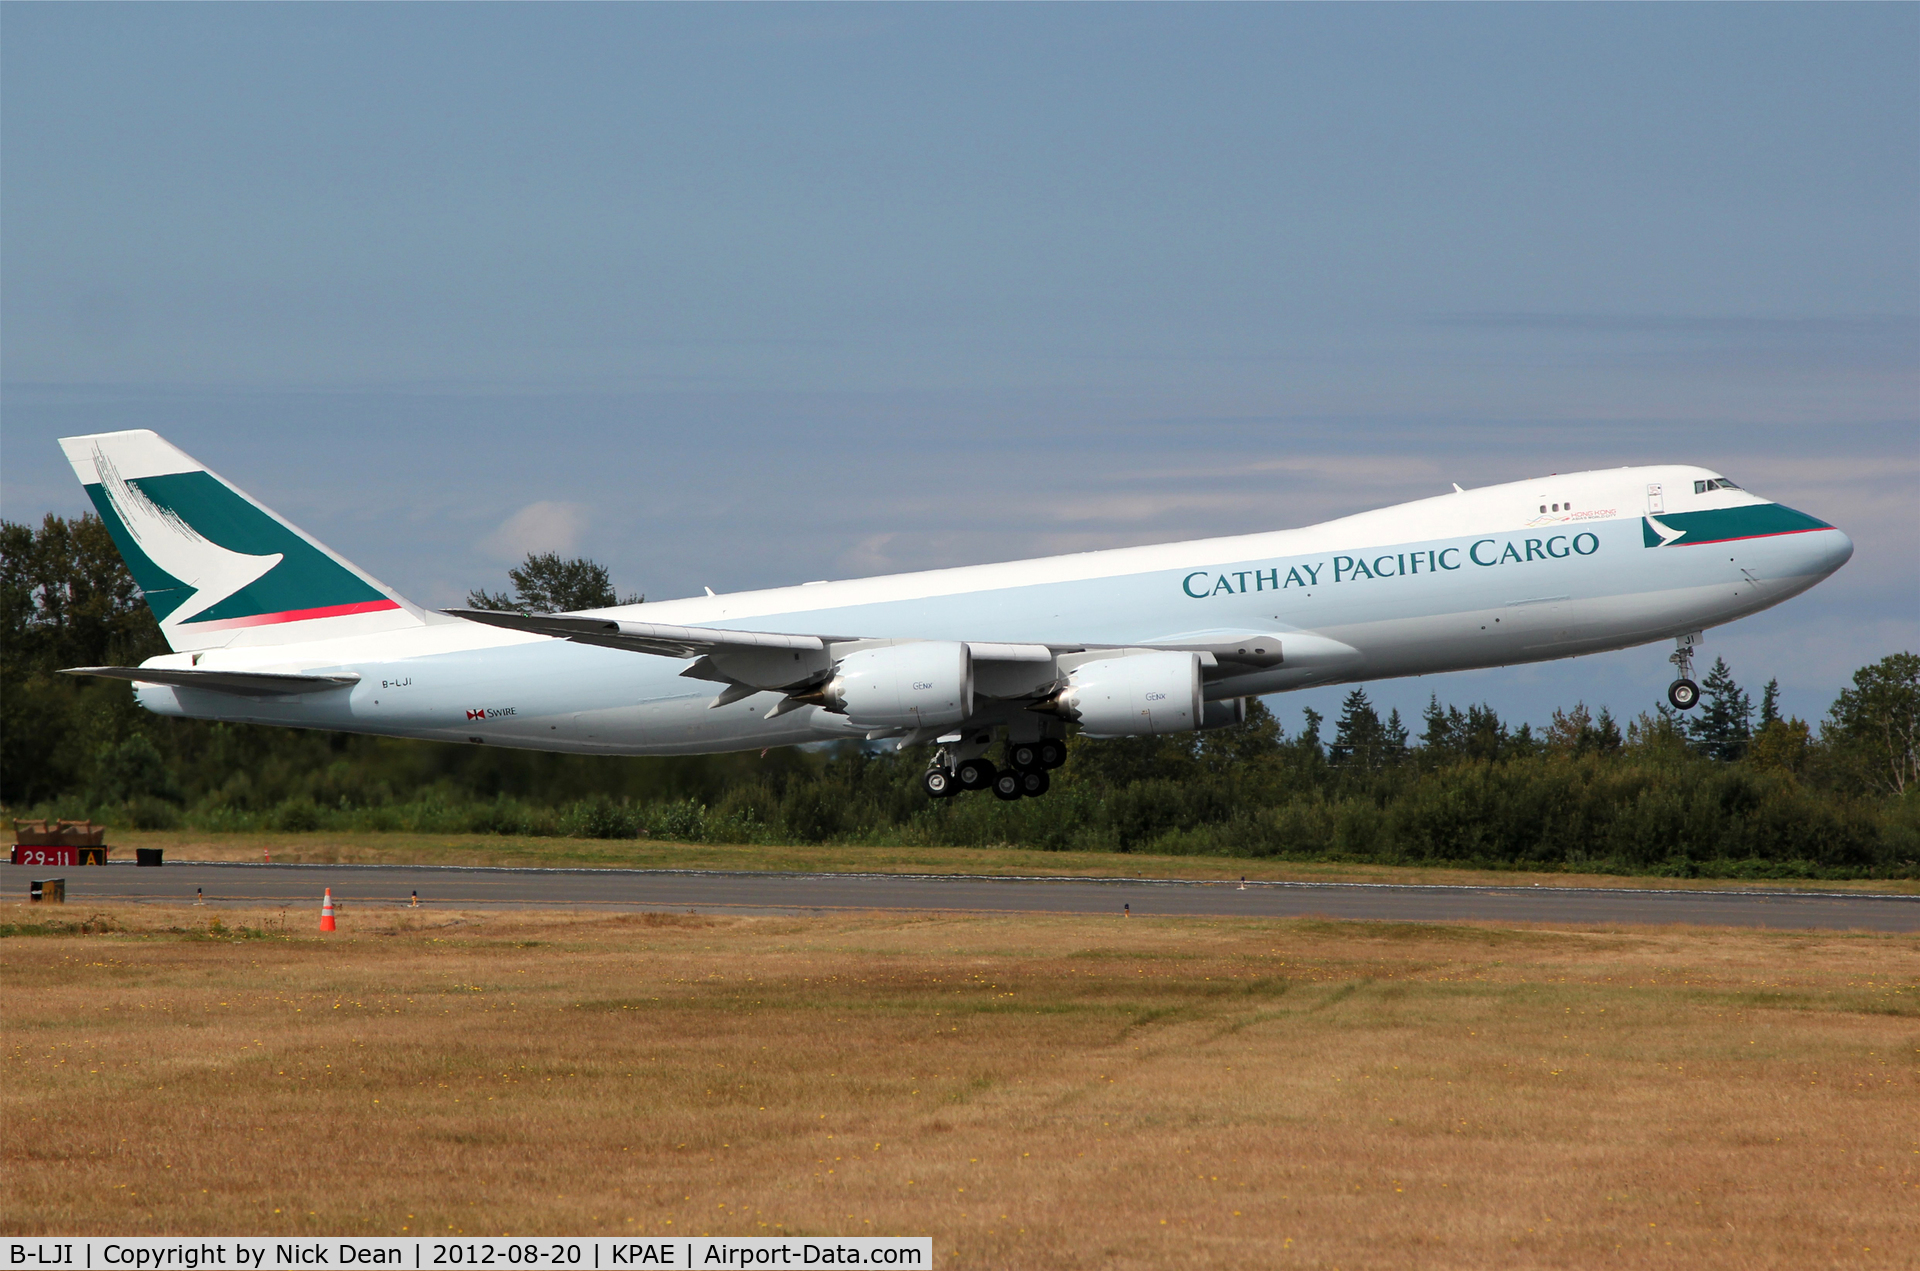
xmin=2 ymin=904 xmax=1915 ymax=1269
xmin=98 ymin=828 xmax=1920 ymax=893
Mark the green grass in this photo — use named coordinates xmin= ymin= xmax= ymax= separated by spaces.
xmin=93 ymin=827 xmax=1920 ymax=893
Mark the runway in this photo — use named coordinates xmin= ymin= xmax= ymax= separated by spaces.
xmin=5 ymin=860 xmax=1916 ymax=931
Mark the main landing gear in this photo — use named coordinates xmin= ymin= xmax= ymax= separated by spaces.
xmin=924 ymin=734 xmax=1066 ymax=800
xmin=1667 ymin=632 xmax=1702 ymax=711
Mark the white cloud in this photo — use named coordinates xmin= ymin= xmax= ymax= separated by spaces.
xmin=479 ymin=501 xmax=590 ymax=562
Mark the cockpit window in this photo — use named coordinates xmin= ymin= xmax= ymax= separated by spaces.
xmin=1694 ymin=478 xmax=1741 ymax=493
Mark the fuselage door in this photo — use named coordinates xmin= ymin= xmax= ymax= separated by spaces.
xmin=1645 ymin=483 xmax=1665 ymax=514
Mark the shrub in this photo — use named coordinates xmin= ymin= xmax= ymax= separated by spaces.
xmin=645 ymin=798 xmax=708 ymax=843
xmin=272 ymin=798 xmax=323 ymax=832
xmin=566 ymin=795 xmax=639 ymax=840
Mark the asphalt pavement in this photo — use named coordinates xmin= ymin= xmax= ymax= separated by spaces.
xmin=4 ymin=860 xmax=1916 ymax=931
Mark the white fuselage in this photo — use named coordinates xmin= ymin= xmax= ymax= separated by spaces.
xmin=129 ymin=464 xmax=1852 ymax=755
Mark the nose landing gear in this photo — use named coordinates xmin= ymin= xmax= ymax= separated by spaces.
xmin=1667 ymin=632 xmax=1703 ymax=711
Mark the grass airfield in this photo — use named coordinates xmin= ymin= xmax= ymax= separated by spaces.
xmin=2 ymin=904 xmax=1914 ymax=1269
xmin=95 ymin=828 xmax=1920 ymax=892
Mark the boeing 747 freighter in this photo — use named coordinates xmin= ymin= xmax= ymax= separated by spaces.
xmin=60 ymin=430 xmax=1851 ymax=800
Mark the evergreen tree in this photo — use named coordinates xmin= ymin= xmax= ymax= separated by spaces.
xmin=1383 ymin=707 xmax=1409 ymax=764
xmin=1297 ymin=706 xmax=1325 ymax=759
xmin=469 ymin=552 xmax=642 ymax=614
xmin=1459 ymin=704 xmax=1509 ymax=762
xmin=1759 ymin=678 xmax=1782 ymax=728
xmin=1331 ymin=687 xmax=1387 ymax=767
xmin=1591 ymin=706 xmax=1623 ymax=753
xmin=1420 ymin=695 xmax=1453 ymax=753
xmin=1689 ymin=656 xmax=1753 ymax=761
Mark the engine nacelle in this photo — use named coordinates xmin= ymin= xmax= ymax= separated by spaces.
xmin=814 ymin=641 xmax=974 ymax=729
xmin=1047 ymin=651 xmax=1202 ymax=736
xmin=1199 ymin=697 xmax=1246 ymax=731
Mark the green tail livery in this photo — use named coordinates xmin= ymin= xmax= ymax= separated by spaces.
xmin=60 ymin=430 xmax=424 ymax=652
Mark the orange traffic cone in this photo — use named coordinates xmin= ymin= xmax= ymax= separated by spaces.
xmin=320 ymin=888 xmax=336 ymax=932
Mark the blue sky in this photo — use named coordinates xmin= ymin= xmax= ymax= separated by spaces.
xmin=4 ymin=4 xmax=1915 ymax=735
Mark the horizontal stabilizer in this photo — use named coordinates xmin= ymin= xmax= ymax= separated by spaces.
xmin=62 ymin=666 xmax=361 ymax=696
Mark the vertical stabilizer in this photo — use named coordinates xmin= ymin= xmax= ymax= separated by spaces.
xmin=58 ymin=430 xmax=429 ymax=652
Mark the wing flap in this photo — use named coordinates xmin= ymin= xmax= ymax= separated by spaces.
xmin=446 ymin=608 xmax=837 ymax=658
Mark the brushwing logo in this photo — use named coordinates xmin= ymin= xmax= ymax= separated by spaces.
xmin=93 ymin=448 xmax=284 ymax=625
xmin=82 ymin=443 xmax=400 ymax=633
xmin=1643 ymin=515 xmax=1688 ymax=547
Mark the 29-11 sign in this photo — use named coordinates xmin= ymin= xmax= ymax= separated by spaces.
xmin=10 ymin=846 xmax=107 ymax=867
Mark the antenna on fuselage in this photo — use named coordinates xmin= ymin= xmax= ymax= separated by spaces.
xmin=1451 ymin=483 xmax=1465 ymax=493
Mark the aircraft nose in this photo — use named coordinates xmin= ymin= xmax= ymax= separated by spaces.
xmin=1809 ymin=526 xmax=1854 ymax=577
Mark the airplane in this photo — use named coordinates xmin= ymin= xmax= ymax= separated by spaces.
xmin=58 ymin=430 xmax=1852 ymax=802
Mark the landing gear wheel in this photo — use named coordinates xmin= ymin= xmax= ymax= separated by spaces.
xmin=991 ymin=771 xmax=1024 ymax=801
xmin=1006 ymin=741 xmax=1041 ymax=771
xmin=1668 ymin=678 xmax=1700 ymax=711
xmin=922 ymin=767 xmax=957 ymax=799
xmin=1036 ymin=739 xmax=1067 ymax=770
xmin=955 ymin=757 xmax=997 ymax=790
xmin=1018 ymin=769 xmax=1050 ymax=798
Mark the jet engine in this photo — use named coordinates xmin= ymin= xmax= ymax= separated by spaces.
xmin=1039 ymin=651 xmax=1202 ymax=736
xmin=796 ymin=641 xmax=974 ymax=729
xmin=1199 ymin=697 xmax=1246 ymax=731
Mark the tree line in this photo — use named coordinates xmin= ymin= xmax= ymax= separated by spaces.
xmin=4 ymin=513 xmax=1916 ymax=877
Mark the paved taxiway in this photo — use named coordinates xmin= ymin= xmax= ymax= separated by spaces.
xmin=5 ymin=861 xmax=1916 ymax=931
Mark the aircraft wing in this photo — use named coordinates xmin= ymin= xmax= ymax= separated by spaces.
xmin=62 ymin=666 xmax=361 ymax=696
xmin=445 ymin=609 xmax=840 ymax=658
xmin=447 ymin=609 xmax=1286 ymax=700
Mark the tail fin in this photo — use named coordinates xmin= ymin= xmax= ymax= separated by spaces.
xmin=58 ymin=430 xmax=430 ymax=652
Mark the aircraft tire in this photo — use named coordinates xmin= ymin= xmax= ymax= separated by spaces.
xmin=1668 ymin=678 xmax=1701 ymax=711
xmin=1006 ymin=741 xmax=1041 ymax=771
xmin=1036 ymin=739 xmax=1067 ymax=770
xmin=955 ymin=757 xmax=997 ymax=790
xmin=1019 ymin=769 xmax=1050 ymax=798
xmin=991 ymin=771 xmax=1024 ymax=801
xmin=922 ymin=767 xmax=958 ymax=799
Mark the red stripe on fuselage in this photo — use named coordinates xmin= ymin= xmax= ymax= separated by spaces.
xmin=1672 ymin=527 xmax=1834 ymax=547
xmin=184 ymin=598 xmax=403 ymax=630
